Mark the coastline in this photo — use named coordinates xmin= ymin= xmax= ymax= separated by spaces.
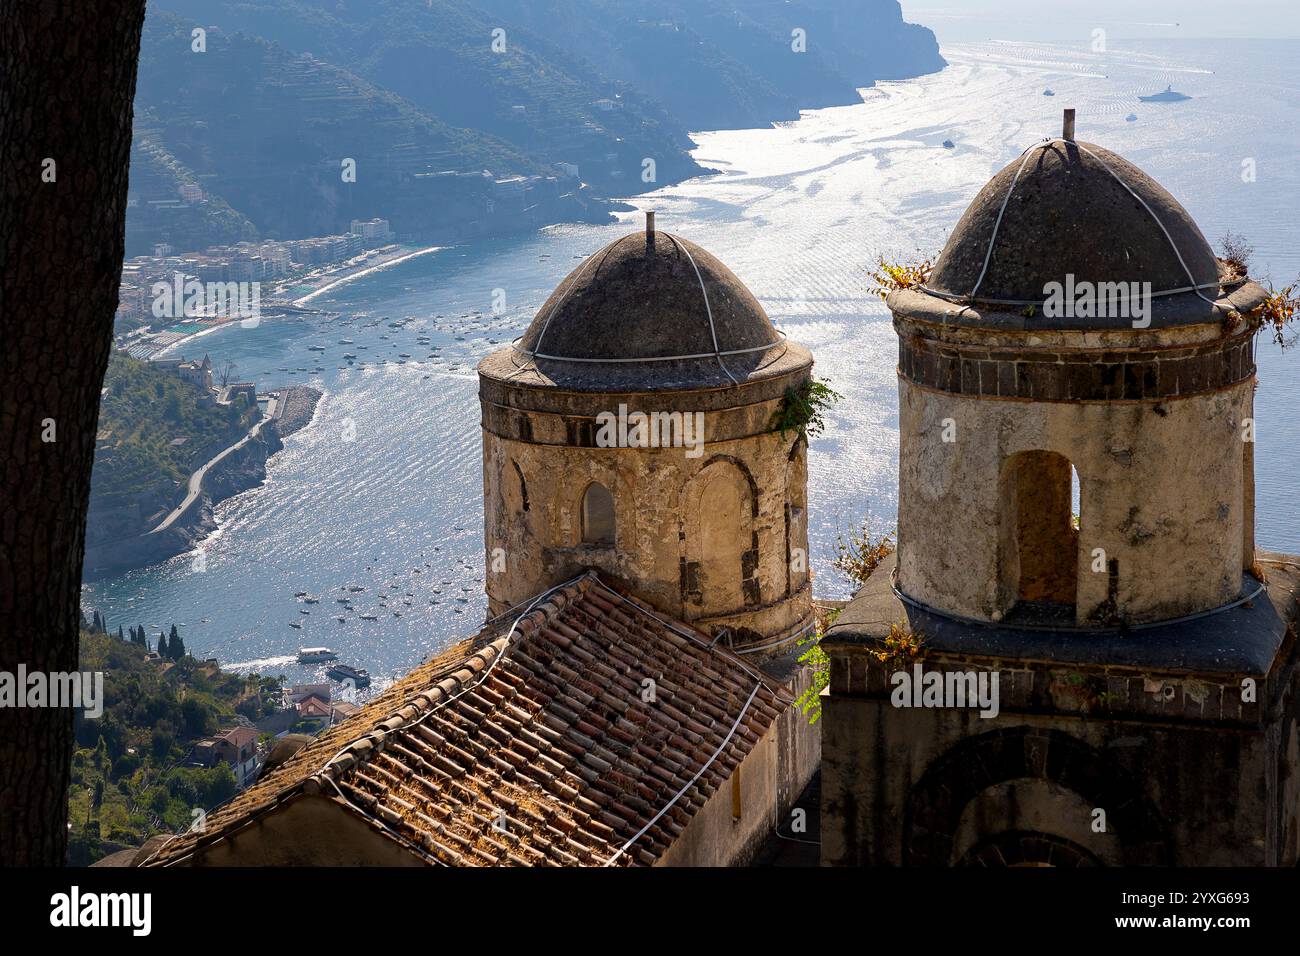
xmin=82 ymin=385 xmax=323 ymax=580
xmin=290 ymin=244 xmax=445 ymax=306
xmin=149 ymin=244 xmax=444 ymax=359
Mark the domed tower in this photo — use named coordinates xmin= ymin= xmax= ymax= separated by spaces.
xmin=478 ymin=215 xmax=817 ymax=654
xmin=891 ymin=115 xmax=1269 ymax=627
xmin=820 ymin=114 xmax=1300 ymax=868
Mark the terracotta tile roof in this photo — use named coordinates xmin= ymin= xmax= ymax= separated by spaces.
xmin=144 ymin=573 xmax=791 ymax=867
xmin=218 ymin=727 xmax=259 ymax=749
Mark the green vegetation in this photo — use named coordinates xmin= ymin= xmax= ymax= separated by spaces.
xmin=67 ymin=627 xmax=281 ymax=866
xmin=89 ymin=353 xmax=253 ymax=513
xmin=771 ymin=378 xmax=842 ymax=440
xmin=795 ymin=607 xmax=839 ymax=726
xmin=797 ymin=517 xmax=900 ymax=726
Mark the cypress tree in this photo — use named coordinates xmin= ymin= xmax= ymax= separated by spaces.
xmin=157 ymin=633 xmax=168 ymax=658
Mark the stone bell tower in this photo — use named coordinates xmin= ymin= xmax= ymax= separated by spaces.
xmin=821 ymin=114 xmax=1300 ymax=866
xmin=477 ymin=215 xmax=817 ymax=655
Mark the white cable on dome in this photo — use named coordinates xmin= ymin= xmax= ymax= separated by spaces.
xmin=939 ymin=137 xmax=1231 ymax=318
xmin=534 ymin=241 xmax=616 ymax=353
xmin=1071 ymin=139 xmax=1228 ymax=315
xmin=667 ymin=232 xmax=739 ymax=385
xmin=968 ymin=137 xmax=1049 ymax=302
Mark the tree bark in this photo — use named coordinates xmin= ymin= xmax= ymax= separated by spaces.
xmin=0 ymin=0 xmax=146 ymax=865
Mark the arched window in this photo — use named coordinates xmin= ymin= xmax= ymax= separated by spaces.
xmin=785 ymin=438 xmax=808 ymax=596
xmin=999 ymin=450 xmax=1079 ymax=622
xmin=581 ymin=482 xmax=615 ymax=546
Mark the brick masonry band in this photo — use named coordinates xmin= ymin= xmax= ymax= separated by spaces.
xmin=897 ymin=330 xmax=1256 ymax=401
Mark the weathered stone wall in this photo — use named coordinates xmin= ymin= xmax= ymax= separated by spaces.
xmin=819 ymin=555 xmax=1300 ymax=867
xmin=821 ymin=696 xmax=1289 ymax=866
xmin=480 ymin=387 xmax=815 ymax=649
xmin=898 ymin=327 xmax=1255 ymax=401
xmin=896 ymin=360 xmax=1254 ymax=625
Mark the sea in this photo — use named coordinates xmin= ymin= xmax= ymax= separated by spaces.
xmin=82 ymin=38 xmax=1300 ymax=697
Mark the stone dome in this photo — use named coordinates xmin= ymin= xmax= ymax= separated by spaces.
xmin=521 ymin=230 xmax=780 ymax=359
xmin=909 ymin=138 xmax=1257 ymax=329
xmin=482 ymin=227 xmax=809 ymax=392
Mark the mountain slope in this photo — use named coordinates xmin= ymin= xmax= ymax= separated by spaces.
xmin=147 ymin=0 xmax=705 ymax=194
xmin=129 ymin=13 xmax=604 ymax=247
xmin=475 ymin=0 xmax=946 ymax=130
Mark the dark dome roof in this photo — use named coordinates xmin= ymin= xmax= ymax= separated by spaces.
xmin=517 ymin=231 xmax=781 ymax=362
xmin=927 ymin=139 xmax=1221 ymax=308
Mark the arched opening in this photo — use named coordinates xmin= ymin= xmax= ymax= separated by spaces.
xmin=785 ymin=438 xmax=808 ymax=597
xmin=905 ymin=728 xmax=1170 ymax=867
xmin=958 ymin=831 xmax=1102 ymax=867
xmin=1000 ymin=450 xmax=1079 ymax=624
xmin=679 ymin=457 xmax=761 ymax=615
xmin=581 ymin=482 xmax=615 ymax=546
xmin=699 ymin=473 xmax=749 ymax=609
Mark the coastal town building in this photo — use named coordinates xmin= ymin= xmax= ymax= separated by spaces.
xmin=113 ymin=220 xmax=392 ymax=335
xmin=349 ymin=218 xmax=394 ymax=245
xmin=820 ymin=118 xmax=1300 ymax=867
xmin=194 ymin=727 xmax=261 ymax=791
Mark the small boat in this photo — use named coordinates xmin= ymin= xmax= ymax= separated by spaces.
xmin=303 ymin=595 xmax=320 ymax=604
xmin=294 ymin=591 xmax=308 ymax=597
xmin=348 ymin=585 xmax=366 ymax=592
xmin=359 ymin=613 xmax=378 ymax=621
xmin=1139 ymin=85 xmax=1190 ymax=102
xmin=288 ymin=622 xmax=303 ymax=630
xmin=297 ymin=646 xmax=338 ymax=663
xmin=308 ymin=345 xmax=326 ymax=352
xmin=327 ymin=663 xmax=371 ymax=687
xmin=338 ymin=338 xmax=354 ymax=345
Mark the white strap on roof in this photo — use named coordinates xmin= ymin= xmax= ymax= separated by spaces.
xmin=508 ymin=231 xmax=780 ymax=381
xmin=922 ymin=137 xmax=1230 ymax=313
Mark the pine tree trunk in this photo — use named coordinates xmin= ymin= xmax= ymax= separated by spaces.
xmin=0 ymin=0 xmax=146 ymax=865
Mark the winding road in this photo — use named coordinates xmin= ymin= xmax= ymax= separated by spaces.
xmin=148 ymin=398 xmax=276 ymax=535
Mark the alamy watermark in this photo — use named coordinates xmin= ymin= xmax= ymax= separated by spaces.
xmin=50 ymin=887 xmax=150 ymax=936
xmin=1043 ymin=274 xmax=1152 ymax=328
xmin=0 ymin=665 xmax=104 ymax=718
xmin=891 ymin=663 xmax=1000 ymax=718
xmin=595 ymin=403 xmax=705 ymax=459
